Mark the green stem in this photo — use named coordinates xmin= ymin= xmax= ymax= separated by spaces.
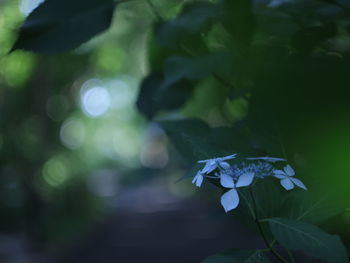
xmin=286 ymin=248 xmax=296 ymax=263
xmin=248 ymin=187 xmax=290 ymax=263
xmin=276 ymin=123 xmax=288 ymax=160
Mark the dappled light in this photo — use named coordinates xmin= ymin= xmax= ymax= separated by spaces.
xmin=80 ymin=84 xmax=111 ymax=118
xmin=60 ymin=117 xmax=86 ymax=150
xmin=42 ymin=156 xmax=70 ymax=187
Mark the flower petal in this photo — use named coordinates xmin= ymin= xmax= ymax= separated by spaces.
xmin=284 ymin=164 xmax=295 ymax=176
xmin=236 ymin=172 xmax=254 ymax=188
xmin=280 ymin=178 xmax=294 ymax=190
xmin=247 ymin=157 xmax=286 ymax=163
xmin=220 ymin=188 xmax=239 ymax=212
xmin=274 ymin=169 xmax=285 ymax=175
xmin=290 ymin=177 xmax=307 ymax=190
xmin=273 ymin=170 xmax=286 ymax=179
xmin=219 ymin=161 xmax=230 ymax=169
xmin=192 ymin=173 xmax=204 ymax=187
xmin=220 ymin=173 xmax=235 ymax=188
xmin=221 ymin=154 xmax=237 ymax=161
xmin=201 ymin=160 xmax=216 ymax=174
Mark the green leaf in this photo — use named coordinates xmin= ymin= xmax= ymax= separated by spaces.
xmin=281 ymin=190 xmax=347 ymax=225
xmin=240 ymin=179 xmax=284 ymax=219
xmin=266 ymin=217 xmax=348 ymax=263
xmin=164 ymin=53 xmax=231 ymax=85
xmin=221 ymin=0 xmax=256 ymax=47
xmin=156 ymin=2 xmax=220 ymax=48
xmin=160 ymin=119 xmax=251 ymax=162
xmin=159 ymin=119 xmax=214 ymax=162
xmin=137 ymin=53 xmax=231 ymax=118
xmin=12 ymin=0 xmax=115 ymax=53
xmin=291 ymin=23 xmax=336 ymax=54
xmin=136 ymin=73 xmax=192 ymax=119
xmin=202 ymin=248 xmax=271 ymax=263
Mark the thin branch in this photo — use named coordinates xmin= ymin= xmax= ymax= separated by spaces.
xmin=286 ymin=248 xmax=296 ymax=263
xmin=248 ymin=186 xmax=290 ymax=263
xmin=276 ymin=123 xmax=288 ymax=160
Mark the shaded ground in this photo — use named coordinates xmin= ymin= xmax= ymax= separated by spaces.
xmin=0 ymin=178 xmax=264 ymax=263
xmin=59 ymin=181 xmax=262 ymax=263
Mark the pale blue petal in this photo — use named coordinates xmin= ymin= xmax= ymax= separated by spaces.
xmin=247 ymin=157 xmax=286 ymax=163
xmin=219 ymin=161 xmax=230 ymax=169
xmin=191 ymin=174 xmax=197 ymax=184
xmin=220 ymin=173 xmax=235 ymax=188
xmin=290 ymin=177 xmax=307 ymax=190
xmin=274 ymin=169 xmax=286 ymax=175
xmin=236 ymin=172 xmax=254 ymax=187
xmin=284 ymin=165 xmax=295 ymax=176
xmin=202 ymin=160 xmax=216 ymax=174
xmin=220 ymin=188 xmax=239 ymax=212
xmin=195 ymin=174 xmax=204 ymax=187
xmin=273 ymin=170 xmax=286 ymax=179
xmin=192 ymin=173 xmax=204 ymax=187
xmin=198 ymin=154 xmax=236 ymax=163
xmin=221 ymin=154 xmax=237 ymax=161
xmin=280 ymin=178 xmax=294 ymax=190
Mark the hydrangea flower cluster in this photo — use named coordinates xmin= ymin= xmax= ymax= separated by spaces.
xmin=192 ymin=154 xmax=307 ymax=212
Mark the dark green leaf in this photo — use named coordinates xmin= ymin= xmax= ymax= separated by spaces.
xmin=160 ymin=119 xmax=251 ymax=162
xmin=164 ymin=53 xmax=231 ymax=85
xmin=266 ymin=217 xmax=348 ymax=263
xmin=12 ymin=0 xmax=115 ymax=53
xmin=159 ymin=119 xmax=214 ymax=162
xmin=202 ymin=248 xmax=271 ymax=263
xmin=175 ymin=162 xmax=203 ymax=183
xmin=281 ymin=190 xmax=347 ymax=225
xmin=291 ymin=23 xmax=336 ymax=54
xmin=136 ymin=73 xmax=191 ymax=119
xmin=221 ymin=0 xmax=256 ymax=47
xmin=137 ymin=53 xmax=231 ymax=118
xmin=156 ymin=2 xmax=220 ymax=48
xmin=240 ymin=179 xmax=284 ymax=219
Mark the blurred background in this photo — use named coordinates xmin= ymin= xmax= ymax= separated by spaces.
xmin=0 ymin=0 xmax=261 ymax=262
xmin=0 ymin=0 xmax=350 ymax=262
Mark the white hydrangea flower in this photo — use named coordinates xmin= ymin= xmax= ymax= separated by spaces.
xmin=189 ymin=153 xmax=308 ymax=213
xmin=197 ymin=154 xmax=237 ymax=174
xmin=192 ymin=154 xmax=236 ymax=188
xmin=274 ymin=165 xmax=307 ymax=191
xmin=220 ymin=172 xmax=255 ymax=212
xmin=246 ymin=156 xmax=286 ymax=163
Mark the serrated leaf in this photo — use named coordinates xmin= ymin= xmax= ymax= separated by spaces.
xmin=266 ymin=217 xmax=348 ymax=263
xmin=202 ymin=248 xmax=271 ymax=263
xmin=12 ymin=0 xmax=115 ymax=53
